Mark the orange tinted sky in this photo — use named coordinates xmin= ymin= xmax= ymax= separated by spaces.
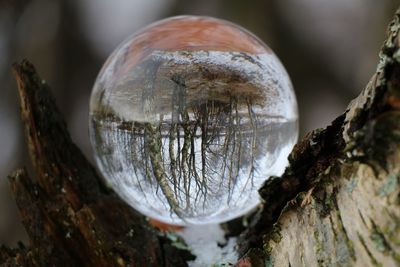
xmin=116 ymin=16 xmax=271 ymax=69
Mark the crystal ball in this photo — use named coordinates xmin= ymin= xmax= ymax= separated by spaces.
xmin=89 ymin=16 xmax=298 ymax=225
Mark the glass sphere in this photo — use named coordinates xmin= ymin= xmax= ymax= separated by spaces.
xmin=89 ymin=16 xmax=298 ymax=225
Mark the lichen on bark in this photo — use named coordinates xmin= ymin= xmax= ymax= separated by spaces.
xmin=237 ymin=7 xmax=400 ymax=267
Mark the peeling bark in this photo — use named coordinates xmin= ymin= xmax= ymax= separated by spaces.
xmin=237 ymin=7 xmax=400 ymax=267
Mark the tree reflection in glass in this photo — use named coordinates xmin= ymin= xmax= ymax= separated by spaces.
xmin=89 ymin=16 xmax=298 ymax=225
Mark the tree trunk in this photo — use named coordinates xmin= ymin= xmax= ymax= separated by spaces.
xmin=2 ymin=6 xmax=400 ymax=267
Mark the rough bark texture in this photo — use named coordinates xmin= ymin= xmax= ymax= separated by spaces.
xmin=0 ymin=61 xmax=192 ymax=266
xmin=1 ymin=6 xmax=400 ymax=267
xmin=237 ymin=7 xmax=400 ymax=267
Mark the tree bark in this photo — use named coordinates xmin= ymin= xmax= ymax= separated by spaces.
xmin=2 ymin=6 xmax=400 ymax=267
xmin=0 ymin=61 xmax=193 ymax=266
xmin=237 ymin=7 xmax=400 ymax=267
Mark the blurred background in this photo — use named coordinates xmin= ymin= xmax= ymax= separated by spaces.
xmin=0 ymin=0 xmax=398 ymax=245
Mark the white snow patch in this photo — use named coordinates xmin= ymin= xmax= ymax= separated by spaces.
xmin=177 ymin=224 xmax=238 ymax=266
